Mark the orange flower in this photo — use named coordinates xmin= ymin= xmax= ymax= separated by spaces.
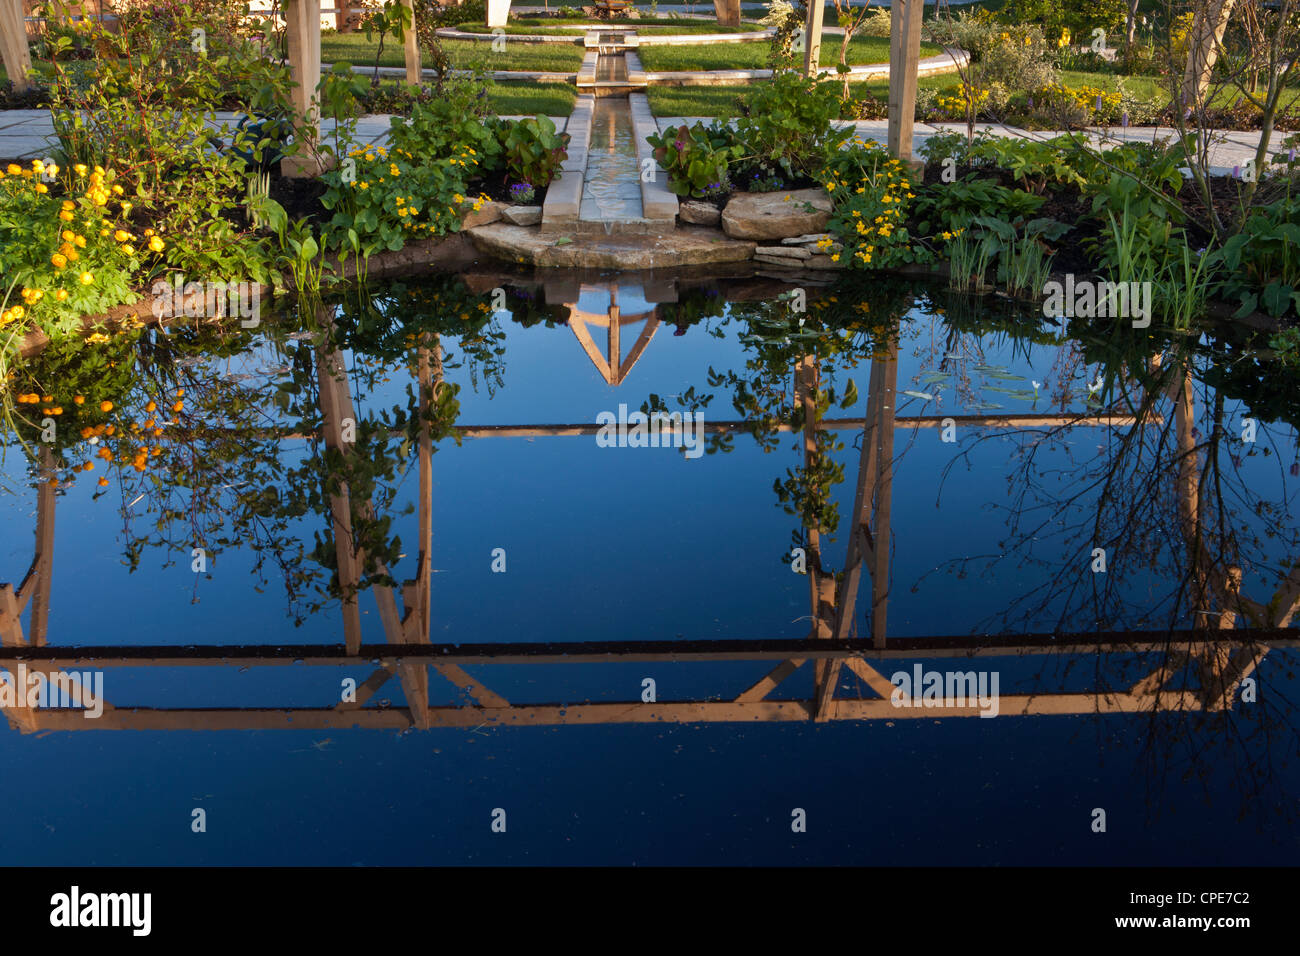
xmin=100 ymin=400 xmax=113 ymax=412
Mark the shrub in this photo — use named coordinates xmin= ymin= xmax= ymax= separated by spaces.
xmin=319 ymin=144 xmax=476 ymax=259
xmin=822 ymin=140 xmax=924 ymax=269
xmin=496 ymin=116 xmax=569 ymax=189
xmin=42 ymin=8 xmax=279 ymax=284
xmin=0 ymin=161 xmax=148 ymax=344
xmin=737 ymin=71 xmax=851 ymax=181
xmin=647 ymin=122 xmax=743 ymax=198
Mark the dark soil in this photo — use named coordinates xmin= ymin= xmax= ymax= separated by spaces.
xmin=269 ymin=172 xmax=330 ymax=225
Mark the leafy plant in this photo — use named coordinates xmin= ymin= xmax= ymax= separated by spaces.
xmin=497 ymin=116 xmax=569 ymax=188
xmin=737 ymin=70 xmax=851 ymax=181
xmin=647 ymin=122 xmax=743 ymax=199
xmin=822 ymin=140 xmax=923 ymax=269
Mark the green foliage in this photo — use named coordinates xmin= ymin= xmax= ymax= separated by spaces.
xmin=386 ymin=77 xmax=503 ymax=169
xmin=647 ymin=122 xmax=742 ymax=198
xmin=822 ymin=140 xmax=924 ymax=269
xmin=912 ymin=175 xmax=1047 ymax=240
xmin=318 ymin=141 xmax=472 ymax=262
xmin=1214 ymin=197 xmax=1300 ymax=319
xmin=42 ymin=6 xmax=279 ymax=285
xmin=968 ymin=135 xmax=1087 ymax=192
xmin=497 ymin=116 xmax=569 ymax=189
xmin=737 ymin=71 xmax=852 ymax=181
xmin=0 ymin=163 xmax=142 ymax=345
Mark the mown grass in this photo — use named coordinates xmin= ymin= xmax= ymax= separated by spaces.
xmin=452 ymin=18 xmax=765 ymax=34
xmin=637 ymin=35 xmax=941 ymax=71
xmin=321 ymin=34 xmax=587 ymax=73
xmin=482 ymin=80 xmax=578 ymax=116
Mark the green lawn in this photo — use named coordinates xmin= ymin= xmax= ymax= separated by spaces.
xmin=453 ymin=18 xmax=765 ymax=34
xmin=321 ymin=34 xmax=587 ymax=73
xmin=637 ymin=35 xmax=941 ymax=71
xmin=483 ymin=80 xmax=577 ymax=116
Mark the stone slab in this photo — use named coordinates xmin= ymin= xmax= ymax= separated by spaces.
xmin=468 ymin=222 xmax=755 ymax=269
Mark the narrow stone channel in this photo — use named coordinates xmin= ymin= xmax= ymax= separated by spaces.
xmin=580 ymin=95 xmax=644 ymax=223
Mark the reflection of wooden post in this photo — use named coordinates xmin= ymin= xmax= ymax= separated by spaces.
xmin=0 ymin=447 xmax=57 ymax=647
xmin=802 ymin=0 xmax=825 ymax=77
xmin=29 ymin=447 xmax=56 ymax=646
xmin=870 ymin=340 xmax=897 ymax=647
xmin=0 ymin=0 xmax=32 ymax=94
xmin=283 ymin=0 xmax=324 ymax=178
xmin=316 ymin=337 xmax=363 ymax=654
xmin=401 ymin=0 xmax=421 ymax=86
xmin=887 ymin=0 xmax=924 ymax=161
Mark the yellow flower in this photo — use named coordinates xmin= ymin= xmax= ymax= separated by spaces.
xmin=56 ymin=289 xmax=69 ymax=301
xmin=148 ymin=236 xmax=164 ymax=253
xmin=35 ymin=183 xmax=48 ymax=194
xmin=51 ymin=253 xmax=68 ymax=269
xmin=123 ymin=244 xmax=136 ymax=256
xmin=74 ymin=163 xmax=88 ymax=176
xmin=80 ymin=271 xmax=94 ymax=285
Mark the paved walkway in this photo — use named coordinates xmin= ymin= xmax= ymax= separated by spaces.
xmin=0 ymin=109 xmax=1271 ymax=176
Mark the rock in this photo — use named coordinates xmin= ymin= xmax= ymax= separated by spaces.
xmin=502 ymin=205 xmax=543 ymax=227
xmin=460 ymin=200 xmax=504 ymax=229
xmin=754 ymin=245 xmax=811 ymax=260
xmin=679 ymin=200 xmax=721 ymax=226
xmin=468 ymin=223 xmax=756 ymax=269
xmin=805 ymin=254 xmax=846 ymax=270
xmin=721 ymin=189 xmax=832 ymax=241
xmin=782 ymin=233 xmax=832 ymax=245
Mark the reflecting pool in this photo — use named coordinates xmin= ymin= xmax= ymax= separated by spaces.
xmin=2 ymin=269 xmax=1297 ymax=864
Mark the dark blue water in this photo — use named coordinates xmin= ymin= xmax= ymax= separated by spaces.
xmin=2 ymin=272 xmax=1297 ymax=864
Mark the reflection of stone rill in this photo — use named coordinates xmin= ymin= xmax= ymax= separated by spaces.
xmin=3 ymin=319 xmax=1298 ymax=733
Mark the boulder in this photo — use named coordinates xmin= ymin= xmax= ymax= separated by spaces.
xmin=754 ymin=245 xmax=811 ymax=260
xmin=679 ymin=200 xmax=721 ymax=226
xmin=721 ymin=189 xmax=832 ymax=241
xmin=502 ymin=205 xmax=543 ymax=227
xmin=460 ymin=200 xmax=504 ymax=229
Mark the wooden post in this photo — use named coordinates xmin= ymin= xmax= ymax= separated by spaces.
xmin=802 ymin=0 xmax=824 ymax=77
xmin=0 ymin=0 xmax=33 ymax=94
xmin=283 ymin=0 xmax=324 ymax=178
xmin=887 ymin=0 xmax=924 ymax=161
xmin=401 ymin=0 xmax=421 ymax=86
xmin=486 ymin=0 xmax=510 ymax=28
xmin=713 ymin=0 xmax=740 ymax=28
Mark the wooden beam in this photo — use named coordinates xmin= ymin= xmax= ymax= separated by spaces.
xmin=315 ymin=340 xmax=363 ymax=654
xmin=11 ymin=687 xmax=1222 ymax=733
xmin=713 ymin=0 xmax=741 ymax=28
xmin=802 ymin=0 xmax=825 ymax=78
xmin=887 ymin=0 xmax=925 ymax=161
xmin=0 ymin=584 xmax=24 ymax=647
xmin=401 ymin=0 xmax=421 ymax=85
xmin=0 ymin=0 xmax=33 ymax=94
xmin=283 ymin=0 xmax=324 ymax=178
xmin=734 ymin=658 xmax=805 ymax=702
xmin=5 ymin=631 xmax=1297 ymax=668
xmin=335 ymin=665 xmax=396 ymax=711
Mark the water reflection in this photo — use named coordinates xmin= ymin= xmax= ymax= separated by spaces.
xmin=1 ymin=273 xmax=1297 ymax=766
